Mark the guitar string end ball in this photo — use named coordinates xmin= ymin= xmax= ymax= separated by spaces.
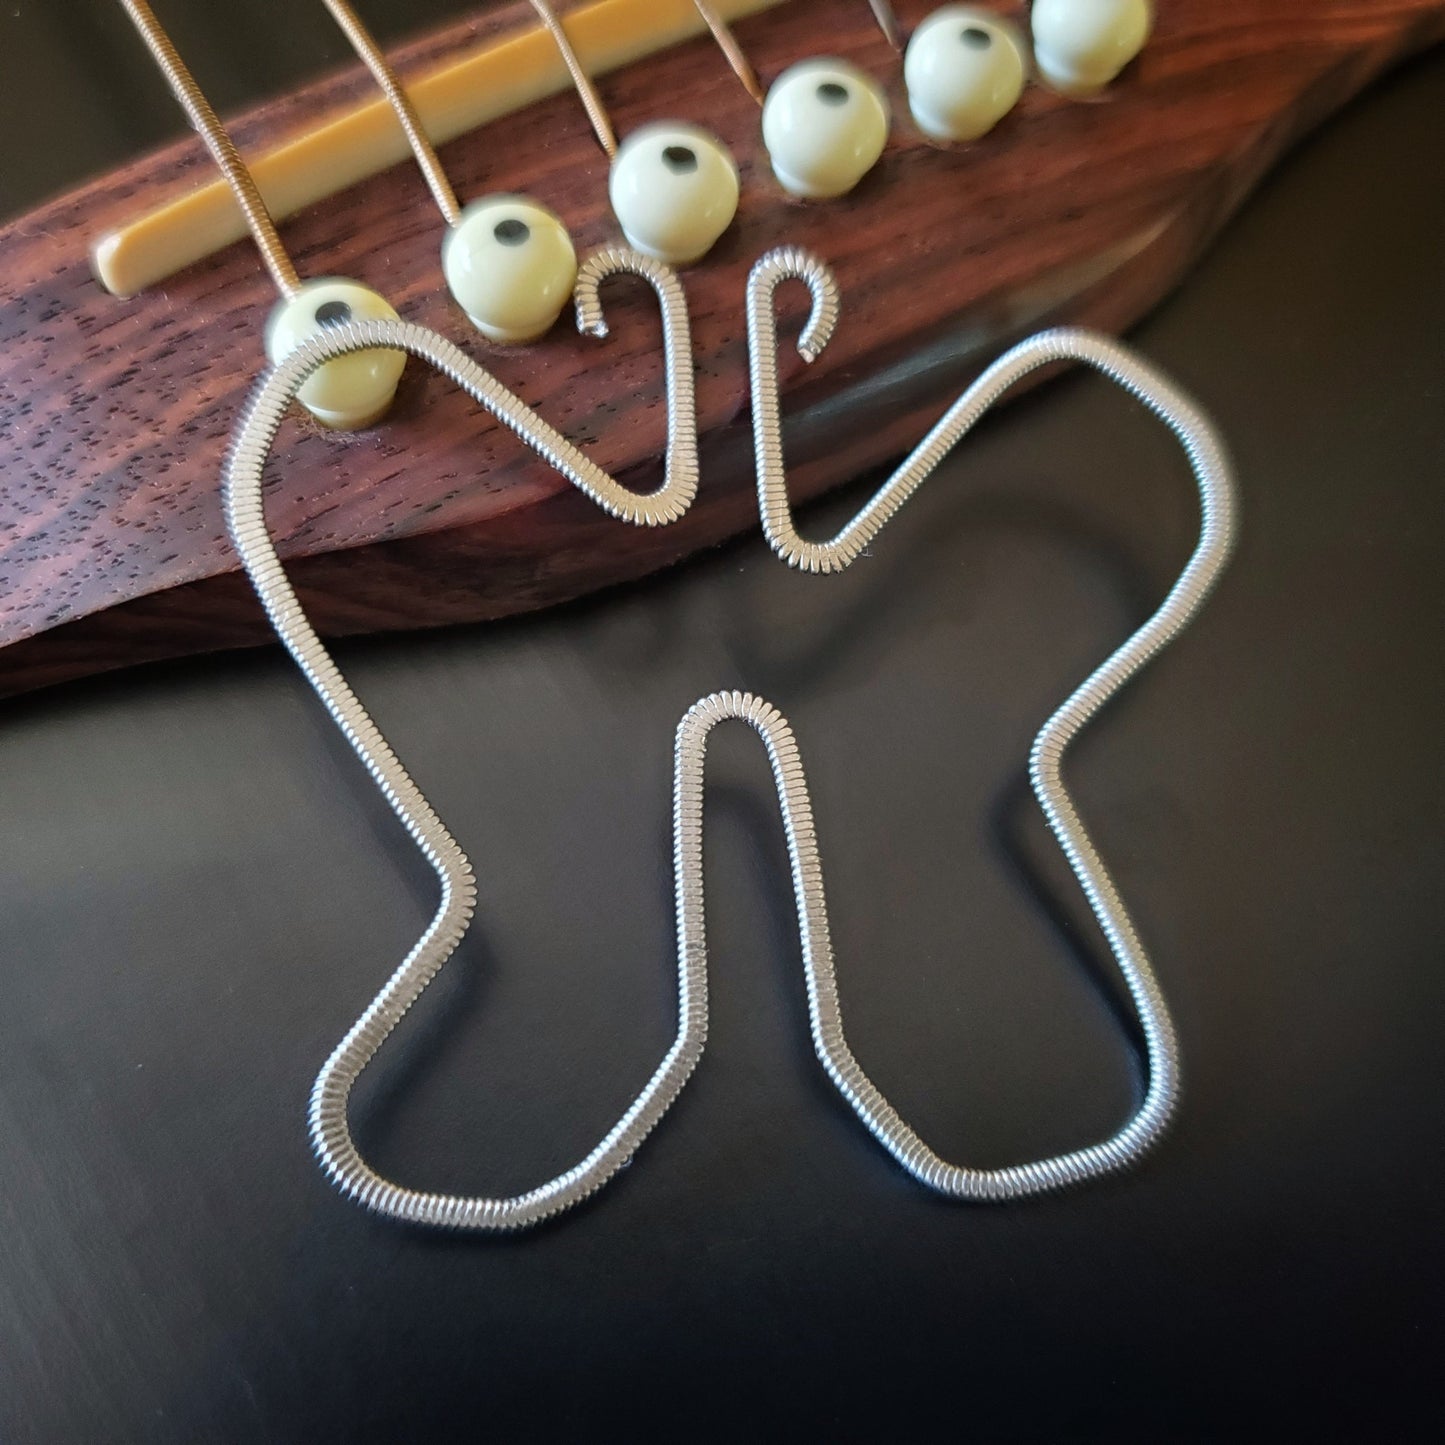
xmin=264 ymin=279 xmax=406 ymax=429
xmin=608 ymin=122 xmax=740 ymax=265
xmin=441 ymin=195 xmax=578 ymax=343
xmin=761 ymin=58 xmax=889 ymax=199
xmin=1030 ymin=0 xmax=1153 ymax=97
xmin=904 ymin=6 xmax=1027 ymax=143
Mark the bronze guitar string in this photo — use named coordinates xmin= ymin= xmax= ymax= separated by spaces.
xmin=528 ymin=0 xmax=620 ymax=157
xmin=320 ymin=0 xmax=463 ymax=226
xmin=117 ymin=0 xmax=303 ymax=297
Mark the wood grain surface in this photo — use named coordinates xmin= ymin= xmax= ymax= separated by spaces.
xmin=1 ymin=0 xmax=1441 ymax=696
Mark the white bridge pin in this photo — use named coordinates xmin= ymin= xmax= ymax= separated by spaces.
xmin=324 ymin=0 xmax=579 ymax=344
xmin=608 ymin=123 xmax=740 ymax=263
xmin=442 ymin=197 xmax=577 ymax=343
xmin=761 ymin=58 xmax=889 ymax=199
xmin=1031 ymin=0 xmax=1154 ymax=97
xmin=903 ymin=6 xmax=1028 ymax=143
xmin=264 ymin=281 xmax=406 ymax=431
xmin=535 ymin=0 xmax=739 ymax=265
xmin=696 ymin=2 xmax=889 ymax=201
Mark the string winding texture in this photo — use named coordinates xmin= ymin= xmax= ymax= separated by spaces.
xmin=747 ymin=246 xmax=1235 ymax=578
xmin=224 ymin=271 xmax=702 ymax=1227
xmin=231 ymin=247 xmax=698 ymax=528
xmin=322 ymin=0 xmax=462 ymax=227
xmin=734 ymin=248 xmax=1237 ymax=1196
xmin=119 ymin=0 xmax=303 ymax=299
xmin=693 ymin=2 xmax=767 ymax=105
xmin=528 ymin=0 xmax=619 ymax=158
xmin=225 ymin=249 xmax=1235 ymax=1226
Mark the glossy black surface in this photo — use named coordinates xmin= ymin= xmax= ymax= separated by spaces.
xmin=2 ymin=7 xmax=1443 ymax=1442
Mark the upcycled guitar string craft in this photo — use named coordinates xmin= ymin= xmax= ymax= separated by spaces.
xmin=226 ymin=295 xmax=1234 ymax=1227
xmin=30 ymin=0 xmax=1320 ymax=708
xmin=108 ymin=0 xmax=1237 ymax=1230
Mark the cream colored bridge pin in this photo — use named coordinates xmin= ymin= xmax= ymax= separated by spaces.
xmin=904 ymin=5 xmax=1027 ymax=142
xmin=694 ymin=3 xmax=889 ymax=201
xmin=323 ymin=0 xmax=579 ymax=344
xmin=608 ymin=123 xmax=740 ymax=264
xmin=264 ymin=280 xmax=406 ymax=431
xmin=442 ymin=196 xmax=578 ymax=343
xmin=1031 ymin=0 xmax=1154 ymax=96
xmin=761 ymin=58 xmax=889 ymax=199
xmin=532 ymin=1 xmax=740 ymax=265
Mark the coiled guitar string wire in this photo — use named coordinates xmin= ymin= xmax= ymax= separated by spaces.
xmin=741 ymin=251 xmax=1237 ymax=1192
xmin=224 ymin=248 xmax=1235 ymax=1227
xmin=228 ymin=246 xmax=699 ymax=529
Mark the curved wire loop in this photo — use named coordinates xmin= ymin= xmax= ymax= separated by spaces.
xmin=223 ymin=257 xmax=703 ymax=1229
xmin=225 ymin=385 xmax=711 ymax=1232
xmin=745 ymin=246 xmax=1237 ymax=1194
xmin=574 ymin=246 xmax=698 ymax=523
xmin=748 ymin=246 xmax=1233 ymax=576
xmin=239 ymin=247 xmax=697 ymax=527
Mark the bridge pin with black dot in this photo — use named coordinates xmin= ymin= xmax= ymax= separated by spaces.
xmin=694 ymin=2 xmax=890 ymax=201
xmin=533 ymin=0 xmax=739 ymax=264
xmin=264 ymin=280 xmax=405 ymax=429
xmin=322 ymin=0 xmax=578 ymax=344
xmin=903 ymin=5 xmax=1028 ymax=143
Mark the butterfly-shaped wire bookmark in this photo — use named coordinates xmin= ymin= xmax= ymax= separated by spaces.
xmin=224 ymin=249 xmax=1236 ymax=1229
